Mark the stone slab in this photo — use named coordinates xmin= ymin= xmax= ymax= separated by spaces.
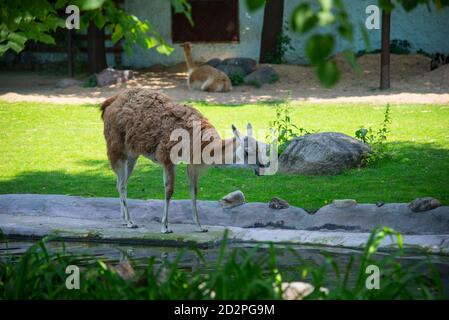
xmin=1 ymin=194 xmax=449 ymax=253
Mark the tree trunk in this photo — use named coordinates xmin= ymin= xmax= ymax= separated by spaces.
xmin=380 ymin=8 xmax=391 ymax=90
xmin=87 ymin=22 xmax=107 ymax=74
xmin=259 ymin=0 xmax=284 ymax=63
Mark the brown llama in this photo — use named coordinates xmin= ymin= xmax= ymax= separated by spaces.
xmin=180 ymin=42 xmax=232 ymax=92
xmin=101 ymin=88 xmax=271 ymax=233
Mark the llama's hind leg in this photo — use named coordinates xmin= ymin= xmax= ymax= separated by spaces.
xmin=187 ymin=165 xmax=207 ymax=233
xmin=161 ymin=164 xmax=175 ymax=234
xmin=200 ymin=77 xmax=214 ymax=92
xmin=115 ymin=158 xmax=137 ymax=228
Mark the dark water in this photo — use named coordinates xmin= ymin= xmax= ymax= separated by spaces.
xmin=2 ymin=240 xmax=449 ymax=290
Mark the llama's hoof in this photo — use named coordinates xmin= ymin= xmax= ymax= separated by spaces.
xmin=126 ymin=222 xmax=138 ymax=229
xmin=161 ymin=227 xmax=173 ymax=234
xmin=195 ymin=227 xmax=208 ymax=233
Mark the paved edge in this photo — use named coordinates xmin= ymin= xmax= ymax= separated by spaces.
xmin=2 ymin=220 xmax=449 ymax=254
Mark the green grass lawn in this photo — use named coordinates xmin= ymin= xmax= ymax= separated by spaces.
xmin=0 ymin=100 xmax=448 ymax=211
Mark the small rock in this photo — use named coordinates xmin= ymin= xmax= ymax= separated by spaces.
xmin=244 ymin=66 xmax=278 ymax=86
xmin=376 ymin=201 xmax=385 ymax=207
xmin=332 ymin=199 xmax=357 ymax=208
xmin=408 ymin=197 xmax=441 ymax=212
xmin=55 ymin=78 xmax=83 ymax=88
xmin=281 ymin=282 xmax=328 ymax=300
xmin=269 ymin=197 xmax=290 ymax=209
xmin=203 ymin=58 xmax=222 ymax=68
xmin=96 ymin=68 xmax=134 ymax=87
xmin=219 ymin=190 xmax=245 ymax=209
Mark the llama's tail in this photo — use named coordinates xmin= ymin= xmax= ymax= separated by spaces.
xmin=100 ymin=95 xmax=118 ymax=119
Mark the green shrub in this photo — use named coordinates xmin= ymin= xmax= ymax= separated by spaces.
xmin=229 ymin=73 xmax=245 ymax=86
xmin=355 ymin=104 xmax=393 ymax=166
xmin=390 ymin=39 xmax=411 ymax=55
xmin=269 ymin=92 xmax=308 ymax=154
xmin=265 ymin=23 xmax=294 ymax=65
xmin=83 ymin=74 xmax=97 ymax=88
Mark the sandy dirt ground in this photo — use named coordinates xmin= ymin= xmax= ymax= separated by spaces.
xmin=0 ymin=54 xmax=448 ymax=105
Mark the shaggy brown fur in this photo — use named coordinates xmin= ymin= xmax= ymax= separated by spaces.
xmin=102 ymin=88 xmax=217 ymax=169
xmin=180 ymin=42 xmax=232 ymax=92
xmin=102 ymin=88 xmax=266 ymax=233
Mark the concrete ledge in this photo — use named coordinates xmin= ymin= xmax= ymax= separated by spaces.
xmin=1 ymin=194 xmax=449 ymax=253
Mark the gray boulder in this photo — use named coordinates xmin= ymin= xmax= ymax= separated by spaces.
xmin=408 ymin=197 xmax=442 ymax=212
xmin=96 ymin=68 xmax=134 ymax=87
xmin=55 ymin=78 xmax=83 ymax=88
xmin=279 ymin=132 xmax=371 ymax=175
xmin=203 ymin=58 xmax=222 ymax=68
xmin=244 ymin=66 xmax=278 ymax=86
xmin=217 ymin=64 xmax=246 ymax=78
xmin=221 ymin=57 xmax=257 ymax=75
xmin=269 ymin=197 xmax=290 ymax=209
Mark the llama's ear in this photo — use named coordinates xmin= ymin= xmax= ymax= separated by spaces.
xmin=247 ymin=123 xmax=253 ymax=137
xmin=232 ymin=124 xmax=243 ymax=141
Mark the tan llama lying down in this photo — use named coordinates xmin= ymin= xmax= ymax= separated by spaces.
xmin=180 ymin=42 xmax=232 ymax=92
xmin=101 ymin=88 xmax=270 ymax=233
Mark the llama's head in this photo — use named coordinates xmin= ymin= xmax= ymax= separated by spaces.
xmin=232 ymin=123 xmax=271 ymax=176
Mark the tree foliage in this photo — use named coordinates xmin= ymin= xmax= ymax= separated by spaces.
xmin=0 ymin=0 xmax=191 ymax=56
xmin=0 ymin=0 xmax=64 ymax=55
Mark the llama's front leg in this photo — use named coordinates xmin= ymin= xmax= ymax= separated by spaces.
xmin=161 ymin=164 xmax=175 ymax=234
xmin=116 ymin=159 xmax=137 ymax=228
xmin=187 ymin=165 xmax=208 ymax=233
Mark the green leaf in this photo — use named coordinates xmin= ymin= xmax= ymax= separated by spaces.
xmin=245 ymin=0 xmax=266 ymax=11
xmin=0 ymin=28 xmax=9 ymax=42
xmin=379 ymin=0 xmax=395 ymax=12
xmin=291 ymin=4 xmax=318 ymax=34
xmin=305 ymin=34 xmax=335 ymax=65
xmin=0 ymin=44 xmax=9 ymax=55
xmin=318 ymin=11 xmax=335 ymax=25
xmin=171 ymin=0 xmax=193 ymax=25
xmin=319 ymin=0 xmax=333 ymax=11
xmin=316 ymin=60 xmax=340 ymax=87
xmin=55 ymin=0 xmax=67 ymax=9
xmin=145 ymin=37 xmax=158 ymax=49
xmin=7 ymin=32 xmax=27 ymax=46
xmin=94 ymin=13 xmax=106 ymax=29
xmin=359 ymin=23 xmax=371 ymax=51
xmin=111 ymin=25 xmax=123 ymax=44
xmin=78 ymin=0 xmax=107 ymax=11
xmin=7 ymin=40 xmax=24 ymax=53
xmin=36 ymin=33 xmax=55 ymax=45
xmin=343 ymin=49 xmax=360 ymax=73
xmin=156 ymin=43 xmax=174 ymax=55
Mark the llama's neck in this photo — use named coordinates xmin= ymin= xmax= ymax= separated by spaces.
xmin=182 ymin=47 xmax=196 ymax=71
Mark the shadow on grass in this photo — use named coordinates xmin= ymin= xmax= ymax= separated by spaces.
xmin=0 ymin=142 xmax=448 ymax=209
